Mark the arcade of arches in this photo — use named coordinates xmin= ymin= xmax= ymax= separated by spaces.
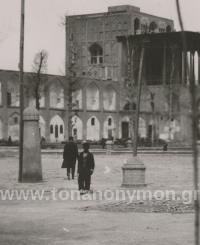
xmin=0 ymin=112 xmax=182 ymax=143
xmin=0 ymin=76 xmax=185 ymax=143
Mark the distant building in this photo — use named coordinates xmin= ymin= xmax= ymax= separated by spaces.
xmin=1 ymin=5 xmax=199 ymax=144
xmin=0 ymin=70 xmax=66 ymax=143
xmin=65 ymin=5 xmax=181 ymax=142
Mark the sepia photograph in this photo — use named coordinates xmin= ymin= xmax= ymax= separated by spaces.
xmin=0 ymin=0 xmax=200 ymax=244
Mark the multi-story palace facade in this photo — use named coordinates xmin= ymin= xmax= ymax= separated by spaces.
xmin=65 ymin=5 xmax=178 ymax=143
xmin=1 ymin=5 xmax=199 ymax=143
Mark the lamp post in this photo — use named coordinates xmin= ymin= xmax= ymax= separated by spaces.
xmin=18 ymin=0 xmax=25 ymax=182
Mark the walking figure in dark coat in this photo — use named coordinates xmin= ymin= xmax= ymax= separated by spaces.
xmin=78 ymin=142 xmax=95 ymax=194
xmin=62 ymin=136 xmax=78 ymax=180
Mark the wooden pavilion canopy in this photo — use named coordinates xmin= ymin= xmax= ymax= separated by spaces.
xmin=117 ymin=31 xmax=200 ymax=85
xmin=117 ymin=31 xmax=200 ymax=51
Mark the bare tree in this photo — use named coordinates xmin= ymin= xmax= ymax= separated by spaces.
xmin=25 ymin=50 xmax=48 ymax=110
xmin=64 ymin=16 xmax=80 ymax=139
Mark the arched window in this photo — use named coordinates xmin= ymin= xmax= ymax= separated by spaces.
xmin=55 ymin=125 xmax=58 ymax=138
xmin=50 ymin=125 xmax=53 ymax=134
xmin=166 ymin=25 xmax=172 ymax=32
xmin=91 ymin=117 xmax=95 ymax=126
xmin=89 ymin=43 xmax=103 ymax=65
xmin=149 ymin=21 xmax=157 ymax=33
xmin=60 ymin=125 xmax=63 ymax=134
xmin=108 ymin=118 xmax=112 ymax=126
xmin=134 ymin=18 xmax=140 ymax=34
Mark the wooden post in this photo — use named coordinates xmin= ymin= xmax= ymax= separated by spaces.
xmin=182 ymin=51 xmax=186 ymax=84
xmin=190 ymin=52 xmax=194 ymax=83
xmin=162 ymin=43 xmax=167 ymax=85
xmin=133 ymin=46 xmax=145 ymax=157
xmin=18 ymin=0 xmax=25 ymax=182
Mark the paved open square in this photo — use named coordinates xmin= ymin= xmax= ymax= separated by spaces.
xmin=0 ymin=153 xmax=198 ymax=244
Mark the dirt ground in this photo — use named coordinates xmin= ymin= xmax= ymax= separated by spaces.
xmin=0 ymin=153 xmax=198 ymax=244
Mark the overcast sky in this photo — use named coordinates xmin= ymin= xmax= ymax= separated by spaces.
xmin=0 ymin=0 xmax=199 ymax=75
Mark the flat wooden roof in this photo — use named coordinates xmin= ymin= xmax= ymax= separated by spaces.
xmin=117 ymin=31 xmax=200 ymax=51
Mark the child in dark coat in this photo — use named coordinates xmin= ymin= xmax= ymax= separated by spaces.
xmin=78 ymin=142 xmax=95 ymax=194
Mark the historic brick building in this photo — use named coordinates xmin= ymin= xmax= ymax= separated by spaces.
xmin=64 ymin=5 xmax=182 ymax=142
xmin=1 ymin=5 xmax=199 ymax=144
